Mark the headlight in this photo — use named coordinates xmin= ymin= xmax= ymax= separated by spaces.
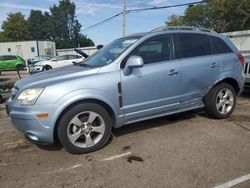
xmin=17 ymin=88 xmax=44 ymax=106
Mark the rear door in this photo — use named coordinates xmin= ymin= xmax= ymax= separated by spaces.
xmin=52 ymin=55 xmax=68 ymax=68
xmin=67 ymin=55 xmax=82 ymax=64
xmin=176 ymin=33 xmax=220 ymax=106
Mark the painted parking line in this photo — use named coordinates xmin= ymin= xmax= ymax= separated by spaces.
xmin=101 ymin=152 xmax=131 ymax=161
xmin=214 ymin=174 xmax=250 ymax=188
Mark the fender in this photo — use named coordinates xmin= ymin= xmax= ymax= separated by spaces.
xmin=206 ymin=70 xmax=244 ymax=96
xmin=50 ymin=88 xmax=124 ymax=131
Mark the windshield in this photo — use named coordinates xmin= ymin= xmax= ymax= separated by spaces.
xmin=80 ymin=36 xmax=141 ymax=68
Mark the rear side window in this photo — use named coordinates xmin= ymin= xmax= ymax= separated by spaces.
xmin=127 ymin=34 xmax=174 ymax=65
xmin=178 ymin=33 xmax=211 ymax=58
xmin=210 ymin=36 xmax=232 ymax=54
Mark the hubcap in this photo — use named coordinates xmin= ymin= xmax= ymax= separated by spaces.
xmin=216 ymin=88 xmax=234 ymax=115
xmin=67 ymin=111 xmax=105 ymax=148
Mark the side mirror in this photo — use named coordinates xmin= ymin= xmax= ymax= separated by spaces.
xmin=97 ymin=44 xmax=104 ymax=50
xmin=124 ymin=55 xmax=144 ymax=75
xmin=52 ymin=59 xmax=57 ymax=62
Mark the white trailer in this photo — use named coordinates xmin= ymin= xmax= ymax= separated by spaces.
xmin=0 ymin=40 xmax=56 ymax=61
xmin=224 ymin=30 xmax=250 ymax=55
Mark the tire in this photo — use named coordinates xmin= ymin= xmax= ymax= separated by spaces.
xmin=57 ymin=103 xmax=112 ymax=154
xmin=16 ymin=64 xmax=24 ymax=70
xmin=42 ymin=65 xmax=52 ymax=71
xmin=204 ymin=83 xmax=236 ymax=119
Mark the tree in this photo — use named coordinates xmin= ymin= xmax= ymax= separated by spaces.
xmin=208 ymin=0 xmax=250 ymax=32
xmin=28 ymin=10 xmax=48 ymax=40
xmin=48 ymin=0 xmax=94 ymax=48
xmin=165 ymin=0 xmax=250 ymax=32
xmin=165 ymin=15 xmax=183 ymax=26
xmin=0 ymin=0 xmax=94 ymax=48
xmin=1 ymin=13 xmax=29 ymax=41
xmin=183 ymin=4 xmax=209 ymax=28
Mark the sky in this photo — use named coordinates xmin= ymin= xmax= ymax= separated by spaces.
xmin=0 ymin=0 xmax=192 ymax=45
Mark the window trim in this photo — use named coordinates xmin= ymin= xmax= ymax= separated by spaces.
xmin=120 ymin=34 xmax=175 ymax=68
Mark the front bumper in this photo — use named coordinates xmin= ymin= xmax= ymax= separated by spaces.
xmin=6 ymin=98 xmax=56 ymax=144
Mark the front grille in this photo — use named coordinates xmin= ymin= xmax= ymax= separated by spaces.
xmin=244 ymin=62 xmax=250 ymax=75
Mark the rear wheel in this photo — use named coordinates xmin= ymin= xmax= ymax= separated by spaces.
xmin=204 ymin=83 xmax=236 ymax=119
xmin=58 ymin=103 xmax=112 ymax=154
xmin=42 ymin=65 xmax=52 ymax=71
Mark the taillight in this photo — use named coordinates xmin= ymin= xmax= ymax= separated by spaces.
xmin=237 ymin=53 xmax=245 ymax=65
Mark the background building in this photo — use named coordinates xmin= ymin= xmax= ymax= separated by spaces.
xmin=0 ymin=40 xmax=56 ymax=60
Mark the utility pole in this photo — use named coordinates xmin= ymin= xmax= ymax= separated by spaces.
xmin=122 ymin=0 xmax=126 ymax=36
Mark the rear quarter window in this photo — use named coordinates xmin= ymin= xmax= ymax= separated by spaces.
xmin=178 ymin=33 xmax=211 ymax=58
xmin=210 ymin=36 xmax=233 ymax=54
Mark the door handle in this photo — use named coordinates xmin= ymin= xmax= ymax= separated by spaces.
xmin=168 ymin=69 xmax=178 ymax=76
xmin=210 ymin=62 xmax=219 ymax=69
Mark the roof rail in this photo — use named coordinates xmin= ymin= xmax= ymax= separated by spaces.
xmin=151 ymin=26 xmax=216 ymax=33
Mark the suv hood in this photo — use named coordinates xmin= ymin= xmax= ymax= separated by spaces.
xmin=15 ymin=65 xmax=101 ymax=89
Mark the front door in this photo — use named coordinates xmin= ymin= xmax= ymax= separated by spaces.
xmin=120 ymin=34 xmax=181 ymax=123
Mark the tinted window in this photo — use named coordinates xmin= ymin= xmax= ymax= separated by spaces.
xmin=210 ymin=36 xmax=232 ymax=54
xmin=4 ymin=56 xmax=17 ymax=60
xmin=178 ymin=33 xmax=211 ymax=58
xmin=68 ymin=55 xmax=81 ymax=59
xmin=54 ymin=55 xmax=67 ymax=61
xmin=128 ymin=34 xmax=173 ymax=64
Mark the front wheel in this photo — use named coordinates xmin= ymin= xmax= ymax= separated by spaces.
xmin=204 ymin=83 xmax=236 ymax=119
xmin=58 ymin=103 xmax=112 ymax=154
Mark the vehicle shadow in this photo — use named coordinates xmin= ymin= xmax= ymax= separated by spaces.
xmin=113 ymin=109 xmax=203 ymax=137
xmin=35 ymin=143 xmax=63 ymax=151
xmin=240 ymin=92 xmax=250 ymax=99
xmin=0 ymin=78 xmax=10 ymax=83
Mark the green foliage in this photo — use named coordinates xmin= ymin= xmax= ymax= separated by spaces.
xmin=28 ymin=10 xmax=48 ymax=40
xmin=165 ymin=15 xmax=183 ymax=26
xmin=1 ymin=13 xmax=29 ymax=41
xmin=166 ymin=0 xmax=250 ymax=32
xmin=0 ymin=0 xmax=94 ymax=48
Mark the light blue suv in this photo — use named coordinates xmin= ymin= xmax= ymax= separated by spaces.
xmin=6 ymin=27 xmax=245 ymax=154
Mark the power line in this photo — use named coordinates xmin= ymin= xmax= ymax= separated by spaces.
xmin=81 ymin=0 xmax=208 ymax=32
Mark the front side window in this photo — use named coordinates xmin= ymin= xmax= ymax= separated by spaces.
xmin=127 ymin=34 xmax=174 ymax=65
xmin=178 ymin=33 xmax=211 ymax=58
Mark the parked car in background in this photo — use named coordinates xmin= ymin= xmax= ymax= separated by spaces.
xmin=0 ymin=55 xmax=25 ymax=71
xmin=28 ymin=55 xmax=53 ymax=65
xmin=32 ymin=54 xmax=84 ymax=71
xmin=6 ymin=26 xmax=245 ymax=154
xmin=244 ymin=55 xmax=250 ymax=91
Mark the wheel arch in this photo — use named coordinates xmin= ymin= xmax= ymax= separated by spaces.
xmin=53 ymin=98 xmax=116 ymax=143
xmin=214 ymin=77 xmax=240 ymax=95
